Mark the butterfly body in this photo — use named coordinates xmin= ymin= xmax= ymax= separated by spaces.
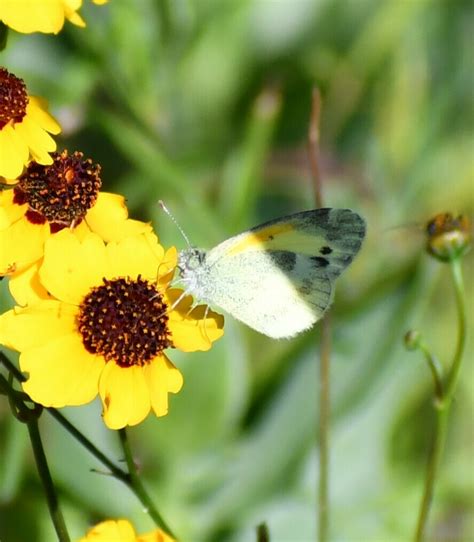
xmin=177 ymin=208 xmax=365 ymax=338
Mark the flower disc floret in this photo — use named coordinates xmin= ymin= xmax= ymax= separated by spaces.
xmin=0 ymin=67 xmax=60 ymax=179
xmin=0 ymin=68 xmax=28 ymax=128
xmin=13 ymin=150 xmax=102 ymax=232
xmin=1 ymin=149 xmax=150 ymax=286
xmin=78 ymin=276 xmax=172 ymax=367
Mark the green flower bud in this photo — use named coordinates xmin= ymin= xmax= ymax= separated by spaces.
xmin=404 ymin=330 xmax=422 ymax=351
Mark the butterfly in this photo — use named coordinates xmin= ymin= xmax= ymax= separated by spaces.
xmin=175 ymin=208 xmax=366 ymax=339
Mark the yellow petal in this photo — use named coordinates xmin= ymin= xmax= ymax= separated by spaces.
xmin=78 ymin=519 xmax=137 ymax=542
xmin=14 ymin=114 xmax=57 ymax=161
xmin=8 ymin=261 xmax=51 ymax=305
xmin=29 ymin=147 xmax=54 ymax=165
xmin=0 ymin=0 xmax=65 ymax=33
xmin=166 ymin=290 xmax=224 ymax=351
xmin=144 ymin=355 xmax=183 ymax=418
xmin=0 ymin=216 xmax=49 ymax=275
xmin=64 ymin=0 xmax=82 ymax=10
xmin=0 ymin=300 xmax=77 ymax=351
xmin=139 ymin=529 xmax=176 ymax=542
xmin=84 ymin=192 xmax=151 ymax=242
xmin=64 ymin=4 xmax=86 ymax=28
xmin=21 ymin=333 xmax=104 ymax=407
xmin=157 ymin=246 xmax=178 ymax=288
xmin=39 ymin=230 xmax=109 ymax=305
xmin=27 ymin=97 xmax=61 ymax=135
xmin=0 ymin=124 xmax=29 ymax=178
xmin=99 ymin=363 xmax=151 ymax=429
xmin=105 ymin=232 xmax=164 ymax=282
xmin=0 ymin=190 xmax=25 ymax=229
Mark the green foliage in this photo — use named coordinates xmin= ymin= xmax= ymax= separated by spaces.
xmin=1 ymin=1 xmax=473 ymax=540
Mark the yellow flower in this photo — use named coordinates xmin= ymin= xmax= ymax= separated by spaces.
xmin=0 ymin=0 xmax=109 ymax=34
xmin=78 ymin=518 xmax=175 ymax=542
xmin=0 ymin=230 xmax=224 ymax=429
xmin=0 ymin=149 xmax=150 ymax=302
xmin=0 ymin=67 xmax=60 ymax=179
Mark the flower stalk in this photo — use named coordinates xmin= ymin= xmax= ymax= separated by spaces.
xmin=407 ymin=214 xmax=470 ymax=541
xmin=0 ymin=373 xmax=70 ymax=542
xmin=27 ymin=419 xmax=71 ymax=542
xmin=0 ymin=22 xmax=8 ymax=50
xmin=0 ymin=352 xmax=175 ymax=537
xmin=118 ymin=428 xmax=177 ymax=539
xmin=308 ymin=86 xmax=331 ymax=542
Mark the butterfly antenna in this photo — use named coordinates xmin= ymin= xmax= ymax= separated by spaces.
xmin=383 ymin=221 xmax=424 ymax=234
xmin=158 ymin=200 xmax=192 ymax=248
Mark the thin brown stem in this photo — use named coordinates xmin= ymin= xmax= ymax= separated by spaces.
xmin=308 ymin=87 xmax=323 ymax=209
xmin=307 ymin=86 xmax=331 ymax=542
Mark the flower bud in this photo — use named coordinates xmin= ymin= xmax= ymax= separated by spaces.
xmin=426 ymin=213 xmax=471 ymax=262
xmin=404 ymin=330 xmax=422 ymax=351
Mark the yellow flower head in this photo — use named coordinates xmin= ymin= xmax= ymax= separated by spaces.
xmin=1 ymin=149 xmax=150 ymax=301
xmin=0 ymin=67 xmax=60 ymax=178
xmin=0 ymin=230 xmax=224 ymax=429
xmin=78 ymin=518 xmax=175 ymax=542
xmin=0 ymin=0 xmax=109 ymax=34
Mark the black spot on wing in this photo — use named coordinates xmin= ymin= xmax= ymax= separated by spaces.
xmin=320 ymin=246 xmax=332 ymax=255
xmin=310 ymin=256 xmax=330 ymax=267
xmin=268 ymin=251 xmax=296 ymax=272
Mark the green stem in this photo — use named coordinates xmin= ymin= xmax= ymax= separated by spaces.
xmin=256 ymin=522 xmax=270 ymax=542
xmin=0 ymin=373 xmax=23 ymax=412
xmin=0 ymin=22 xmax=8 ymax=51
xmin=118 ymin=428 xmax=176 ymax=539
xmin=0 ymin=350 xmax=25 ymax=382
xmin=414 ymin=405 xmax=448 ymax=542
xmin=443 ymin=259 xmax=466 ymax=403
xmin=46 ymin=409 xmax=129 ymax=483
xmin=1 ymin=352 xmax=179 ymax=535
xmin=0 ymin=352 xmax=130 ymax=481
xmin=414 ymin=259 xmax=467 ymax=541
xmin=27 ymin=419 xmax=70 ymax=542
xmin=0 ymin=374 xmax=69 ymax=540
xmin=418 ymin=343 xmax=443 ymax=401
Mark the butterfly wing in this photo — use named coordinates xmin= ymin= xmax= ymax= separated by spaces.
xmin=202 ymin=208 xmax=365 ymax=338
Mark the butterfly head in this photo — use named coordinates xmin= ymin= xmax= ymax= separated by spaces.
xmin=178 ymin=248 xmax=206 ymax=273
xmin=176 ymin=247 xmax=212 ymax=303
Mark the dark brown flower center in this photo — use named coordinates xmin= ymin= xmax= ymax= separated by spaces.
xmin=77 ymin=277 xmax=172 ymax=367
xmin=13 ymin=150 xmax=102 ymax=233
xmin=0 ymin=67 xmax=29 ymax=129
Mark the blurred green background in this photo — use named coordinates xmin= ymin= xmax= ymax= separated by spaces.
xmin=1 ymin=1 xmax=473 ymax=541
